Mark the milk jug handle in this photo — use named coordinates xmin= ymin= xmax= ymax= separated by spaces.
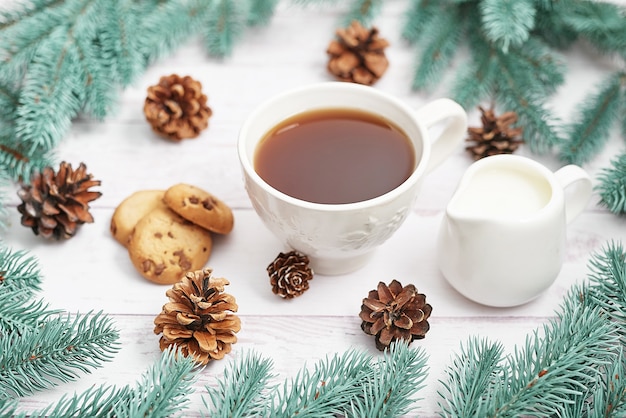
xmin=415 ymin=98 xmax=467 ymax=174
xmin=554 ymin=165 xmax=593 ymax=224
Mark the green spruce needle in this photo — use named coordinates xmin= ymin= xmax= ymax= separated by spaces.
xmin=0 ymin=311 xmax=120 ymax=397
xmin=204 ymin=350 xmax=276 ymax=418
xmin=597 ymin=152 xmax=626 ymax=215
xmin=560 ymin=72 xmax=624 ymax=166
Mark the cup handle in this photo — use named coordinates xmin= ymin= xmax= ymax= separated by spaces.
xmin=554 ymin=165 xmax=593 ymax=224
xmin=415 ymin=98 xmax=468 ymax=174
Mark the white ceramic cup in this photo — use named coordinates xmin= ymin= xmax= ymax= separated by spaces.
xmin=238 ymin=82 xmax=467 ymax=275
xmin=437 ymin=154 xmax=593 ymax=307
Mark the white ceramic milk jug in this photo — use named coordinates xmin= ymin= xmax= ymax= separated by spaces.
xmin=436 ymin=155 xmax=592 ymax=307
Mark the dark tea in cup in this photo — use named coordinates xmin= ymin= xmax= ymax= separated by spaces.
xmin=253 ymin=108 xmax=415 ymax=204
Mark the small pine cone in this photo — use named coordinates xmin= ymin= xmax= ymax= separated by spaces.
xmin=359 ymin=279 xmax=432 ymax=351
xmin=17 ymin=162 xmax=102 ymax=240
xmin=466 ymin=106 xmax=524 ymax=160
xmin=326 ymin=20 xmax=389 ymax=86
xmin=267 ymin=251 xmax=313 ymax=299
xmin=154 ymin=268 xmax=240 ymax=365
xmin=144 ymin=74 xmax=212 ymax=141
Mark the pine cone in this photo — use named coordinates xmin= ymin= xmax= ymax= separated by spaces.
xmin=466 ymin=106 xmax=524 ymax=160
xmin=144 ymin=74 xmax=212 ymax=141
xmin=267 ymin=251 xmax=313 ymax=299
xmin=17 ymin=162 xmax=102 ymax=240
xmin=154 ymin=268 xmax=240 ymax=365
xmin=326 ymin=20 xmax=389 ymax=86
xmin=360 ymin=279 xmax=432 ymax=351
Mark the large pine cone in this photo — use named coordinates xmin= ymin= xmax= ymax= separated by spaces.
xmin=466 ymin=106 xmax=524 ymax=160
xmin=267 ymin=251 xmax=313 ymax=299
xmin=144 ymin=74 xmax=212 ymax=141
xmin=17 ymin=162 xmax=102 ymax=240
xmin=360 ymin=279 xmax=432 ymax=351
xmin=327 ymin=20 xmax=389 ymax=86
xmin=154 ymin=268 xmax=240 ymax=365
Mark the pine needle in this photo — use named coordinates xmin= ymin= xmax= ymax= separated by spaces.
xmin=411 ymin=7 xmax=463 ymax=91
xmin=479 ymin=0 xmax=536 ymax=53
xmin=439 ymin=242 xmax=626 ymax=416
xmin=596 ymin=152 xmax=626 ymax=215
xmin=204 ymin=350 xmax=276 ymax=418
xmin=0 ymin=311 xmax=119 ymax=397
xmin=0 ymin=289 xmax=59 ymax=332
xmin=0 ymin=246 xmax=42 ymax=295
xmin=349 ymin=341 xmax=429 ymax=417
xmin=14 ymin=26 xmax=84 ymax=155
xmin=560 ymin=1 xmax=626 ymax=57
xmin=270 ymin=348 xmax=374 ymax=417
xmin=203 ymin=0 xmax=248 ymax=58
xmin=0 ymin=397 xmax=19 ymax=417
xmin=450 ymin=30 xmax=499 ymax=110
xmin=137 ymin=0 xmax=208 ymax=64
xmin=25 ymin=346 xmax=199 ymax=418
xmin=247 ymin=0 xmax=280 ymax=26
xmin=438 ymin=337 xmax=506 ymax=417
xmin=402 ymin=0 xmax=442 ymax=44
xmin=112 ymin=346 xmax=199 ymax=418
xmin=559 ymin=72 xmax=624 ymax=166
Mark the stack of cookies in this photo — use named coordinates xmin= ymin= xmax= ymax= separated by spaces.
xmin=111 ymin=183 xmax=234 ymax=284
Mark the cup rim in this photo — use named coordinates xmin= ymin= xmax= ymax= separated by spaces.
xmin=237 ymin=82 xmax=430 ymax=212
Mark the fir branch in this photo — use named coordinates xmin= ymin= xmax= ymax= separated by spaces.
xmin=492 ymin=38 xmax=565 ymax=153
xmin=559 ymin=72 xmax=625 ymax=166
xmin=410 ymin=7 xmax=463 ymax=91
xmin=204 ymin=350 xmax=276 ymax=418
xmin=439 ymin=304 xmax=618 ymax=417
xmin=203 ymin=0 xmax=248 ymax=58
xmin=480 ymin=0 xmax=536 ymax=53
xmin=0 ymin=311 xmax=119 ymax=397
xmin=14 ymin=26 xmax=84 ymax=155
xmin=495 ymin=84 xmax=562 ymax=154
xmin=95 ymin=1 xmax=144 ymax=88
xmin=402 ymin=0 xmax=442 ymax=44
xmin=0 ymin=125 xmax=55 ymax=183
xmin=439 ymin=242 xmax=626 ymax=416
xmin=349 ymin=341 xmax=429 ymax=417
xmin=0 ymin=77 xmax=19 ymax=122
xmin=0 ymin=0 xmax=76 ymax=64
xmin=450 ymin=30 xmax=499 ymax=110
xmin=0 ymin=246 xmax=42 ymax=295
xmin=582 ymin=240 xmax=626 ymax=327
xmin=487 ymin=304 xmax=617 ymax=417
xmin=0 ymin=397 xmax=19 ymax=417
xmin=269 ymin=348 xmax=374 ymax=417
xmin=438 ymin=337 xmax=506 ymax=417
xmin=589 ymin=349 xmax=626 ymax=417
xmin=342 ymin=0 xmax=383 ymax=26
xmin=597 ymin=151 xmax=626 ymax=215
xmin=532 ymin=1 xmax=579 ymax=49
xmin=560 ymin=1 xmax=626 ymax=58
xmin=247 ymin=0 xmax=280 ymax=26
xmin=136 ymin=0 xmax=207 ymax=64
xmin=0 ymin=289 xmax=59 ymax=333
xmin=27 ymin=386 xmax=130 ymax=418
xmin=26 ymin=346 xmax=198 ymax=418
xmin=111 ymin=347 xmax=199 ymax=418
xmin=73 ymin=1 xmax=143 ymax=119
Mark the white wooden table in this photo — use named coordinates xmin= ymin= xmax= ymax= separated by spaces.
xmin=5 ymin=1 xmax=626 ymax=416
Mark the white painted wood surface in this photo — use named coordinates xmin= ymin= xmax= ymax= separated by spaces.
xmin=4 ymin=1 xmax=626 ymax=416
